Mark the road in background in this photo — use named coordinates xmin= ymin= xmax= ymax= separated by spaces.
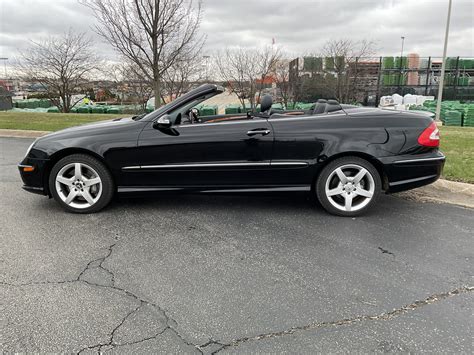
xmin=1 ymin=137 xmax=472 ymax=353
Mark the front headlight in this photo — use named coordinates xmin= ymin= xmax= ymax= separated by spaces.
xmin=25 ymin=139 xmax=37 ymax=158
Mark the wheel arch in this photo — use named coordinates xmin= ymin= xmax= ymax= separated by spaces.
xmin=43 ymin=148 xmax=113 ymax=196
xmin=313 ymin=152 xmax=389 ymax=191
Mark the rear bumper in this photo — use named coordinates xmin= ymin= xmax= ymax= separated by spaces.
xmin=380 ymin=152 xmax=445 ymax=193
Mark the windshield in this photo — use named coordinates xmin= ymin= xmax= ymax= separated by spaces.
xmin=138 ymin=84 xmax=223 ymax=121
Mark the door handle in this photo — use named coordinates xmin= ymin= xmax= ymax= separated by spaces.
xmin=247 ymin=129 xmax=271 ymax=136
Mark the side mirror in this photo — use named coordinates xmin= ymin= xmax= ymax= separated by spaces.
xmin=153 ymin=114 xmax=172 ymax=129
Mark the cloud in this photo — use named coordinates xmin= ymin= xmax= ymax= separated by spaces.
xmin=0 ymin=0 xmax=473 ymax=74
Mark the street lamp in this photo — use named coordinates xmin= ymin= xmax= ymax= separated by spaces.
xmin=435 ymin=0 xmax=453 ymax=122
xmin=202 ymin=55 xmax=211 ymax=82
xmin=400 ymin=36 xmax=405 ymax=59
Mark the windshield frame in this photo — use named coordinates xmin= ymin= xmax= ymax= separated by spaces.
xmin=140 ymin=84 xmax=224 ymax=122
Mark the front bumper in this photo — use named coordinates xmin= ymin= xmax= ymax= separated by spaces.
xmin=380 ymin=152 xmax=445 ymax=193
xmin=18 ymin=157 xmax=49 ymax=196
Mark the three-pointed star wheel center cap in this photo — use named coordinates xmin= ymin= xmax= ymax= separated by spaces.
xmin=343 ymin=182 xmax=355 ymax=193
xmin=74 ymin=180 xmax=84 ymax=189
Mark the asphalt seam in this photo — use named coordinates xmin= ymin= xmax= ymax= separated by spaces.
xmin=202 ymin=286 xmax=473 ymax=353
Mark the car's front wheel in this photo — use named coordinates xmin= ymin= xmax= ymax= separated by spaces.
xmin=316 ymin=156 xmax=381 ymax=216
xmin=49 ymin=154 xmax=114 ymax=213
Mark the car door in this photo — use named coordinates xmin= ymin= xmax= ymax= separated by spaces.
xmin=126 ymin=118 xmax=274 ymax=188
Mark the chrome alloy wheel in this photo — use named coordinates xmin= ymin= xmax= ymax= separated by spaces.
xmin=55 ymin=162 xmax=102 ymax=209
xmin=324 ymin=164 xmax=375 ymax=212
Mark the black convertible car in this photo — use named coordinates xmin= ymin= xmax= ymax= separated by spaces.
xmin=19 ymin=84 xmax=444 ymax=216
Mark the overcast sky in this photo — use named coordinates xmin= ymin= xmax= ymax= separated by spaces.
xmin=0 ymin=0 xmax=473 ymax=72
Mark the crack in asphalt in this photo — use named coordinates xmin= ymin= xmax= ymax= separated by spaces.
xmin=378 ymin=247 xmax=395 ymax=256
xmin=1 ymin=241 xmax=203 ymax=354
xmin=2 ymin=241 xmax=472 ymax=354
xmin=203 ymin=286 xmax=473 ymax=354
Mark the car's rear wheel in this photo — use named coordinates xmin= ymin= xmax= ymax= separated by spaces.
xmin=316 ymin=156 xmax=381 ymax=216
xmin=49 ymin=154 xmax=114 ymax=213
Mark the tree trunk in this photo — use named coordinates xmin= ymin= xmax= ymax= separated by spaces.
xmin=153 ymin=77 xmax=161 ymax=109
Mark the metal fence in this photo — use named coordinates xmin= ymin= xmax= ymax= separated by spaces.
xmin=290 ymin=56 xmax=474 ymax=104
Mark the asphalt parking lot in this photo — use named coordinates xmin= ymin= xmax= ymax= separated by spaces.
xmin=1 ymin=137 xmax=473 ymax=353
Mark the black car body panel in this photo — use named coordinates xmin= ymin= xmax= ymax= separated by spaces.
xmin=19 ymin=84 xmax=445 ymax=198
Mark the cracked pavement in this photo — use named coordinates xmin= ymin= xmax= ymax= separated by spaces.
xmin=1 ymin=137 xmax=473 ymax=353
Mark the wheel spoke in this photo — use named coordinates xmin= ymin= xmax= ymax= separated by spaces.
xmin=83 ymin=177 xmax=101 ymax=187
xmin=335 ymin=168 xmax=348 ymax=184
xmin=81 ymin=189 xmax=95 ymax=205
xmin=355 ymin=188 xmax=373 ymax=198
xmin=65 ymin=189 xmax=79 ymax=204
xmin=344 ymin=193 xmax=353 ymax=211
xmin=352 ymin=168 xmax=368 ymax=184
xmin=74 ymin=163 xmax=82 ymax=180
xmin=327 ymin=185 xmax=344 ymax=197
xmin=56 ymin=176 xmax=73 ymax=186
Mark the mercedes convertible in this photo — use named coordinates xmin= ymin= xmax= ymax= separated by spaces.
xmin=19 ymin=84 xmax=445 ymax=216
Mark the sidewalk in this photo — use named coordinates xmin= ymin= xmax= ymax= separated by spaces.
xmin=0 ymin=129 xmax=50 ymax=138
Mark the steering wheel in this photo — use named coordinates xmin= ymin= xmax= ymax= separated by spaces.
xmin=190 ymin=107 xmax=200 ymax=123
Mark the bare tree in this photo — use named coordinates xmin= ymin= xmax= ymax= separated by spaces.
xmin=161 ymin=52 xmax=204 ymax=103
xmin=17 ymin=30 xmax=99 ymax=112
xmin=320 ymin=39 xmax=375 ymax=102
xmin=274 ymin=57 xmax=292 ymax=108
xmin=216 ymin=46 xmax=281 ymax=110
xmin=82 ymin=0 xmax=205 ymax=108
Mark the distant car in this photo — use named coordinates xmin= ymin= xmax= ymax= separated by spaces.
xmin=19 ymin=84 xmax=444 ymax=216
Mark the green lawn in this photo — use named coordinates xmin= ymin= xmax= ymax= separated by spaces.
xmin=0 ymin=112 xmax=126 ymax=131
xmin=440 ymin=126 xmax=474 ymax=183
xmin=0 ymin=112 xmax=473 ymax=183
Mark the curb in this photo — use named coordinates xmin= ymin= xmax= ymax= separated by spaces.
xmin=0 ymin=129 xmax=51 ymax=138
xmin=397 ymin=179 xmax=474 ymax=209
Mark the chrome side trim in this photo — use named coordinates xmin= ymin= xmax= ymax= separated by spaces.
xmin=393 ymin=156 xmax=445 ymax=164
xmin=18 ymin=164 xmax=34 ymax=168
xmin=117 ymin=186 xmax=311 ymax=193
xmin=271 ymin=161 xmax=308 ymax=167
xmin=122 ymin=161 xmax=309 ymax=170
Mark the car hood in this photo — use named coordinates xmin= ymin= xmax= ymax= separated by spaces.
xmin=41 ymin=116 xmax=137 ymax=139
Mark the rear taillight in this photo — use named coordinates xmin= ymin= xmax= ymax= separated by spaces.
xmin=418 ymin=122 xmax=440 ymax=147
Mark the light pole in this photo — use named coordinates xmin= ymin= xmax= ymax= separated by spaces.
xmin=399 ymin=37 xmax=405 ymax=89
xmin=202 ymin=55 xmax=210 ymax=82
xmin=400 ymin=36 xmax=405 ymax=59
xmin=435 ymin=0 xmax=453 ymax=122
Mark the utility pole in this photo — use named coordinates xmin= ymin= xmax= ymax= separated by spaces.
xmin=435 ymin=0 xmax=452 ymax=122
xmin=400 ymin=36 xmax=405 ymax=59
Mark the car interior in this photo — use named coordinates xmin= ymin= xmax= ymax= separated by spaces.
xmin=167 ymin=93 xmax=349 ymax=126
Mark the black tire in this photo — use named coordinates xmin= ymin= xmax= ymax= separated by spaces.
xmin=315 ymin=156 xmax=381 ymax=217
xmin=48 ymin=154 xmax=114 ymax=213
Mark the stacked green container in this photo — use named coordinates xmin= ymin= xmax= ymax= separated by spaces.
xmin=106 ymin=107 xmax=122 ymax=114
xmin=444 ymin=110 xmax=462 ymax=126
xmin=200 ymin=105 xmax=218 ymax=116
xmin=382 ymin=57 xmax=394 ymax=69
xmin=47 ymin=107 xmax=60 ymax=113
xmin=225 ymin=104 xmax=241 ymax=114
xmin=77 ymin=106 xmax=91 ymax=113
xmin=464 ymin=105 xmax=474 ymax=127
xmin=91 ymin=106 xmax=105 ymax=114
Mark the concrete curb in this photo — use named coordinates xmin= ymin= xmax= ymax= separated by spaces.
xmin=397 ymin=179 xmax=474 ymax=209
xmin=0 ymin=129 xmax=51 ymax=138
